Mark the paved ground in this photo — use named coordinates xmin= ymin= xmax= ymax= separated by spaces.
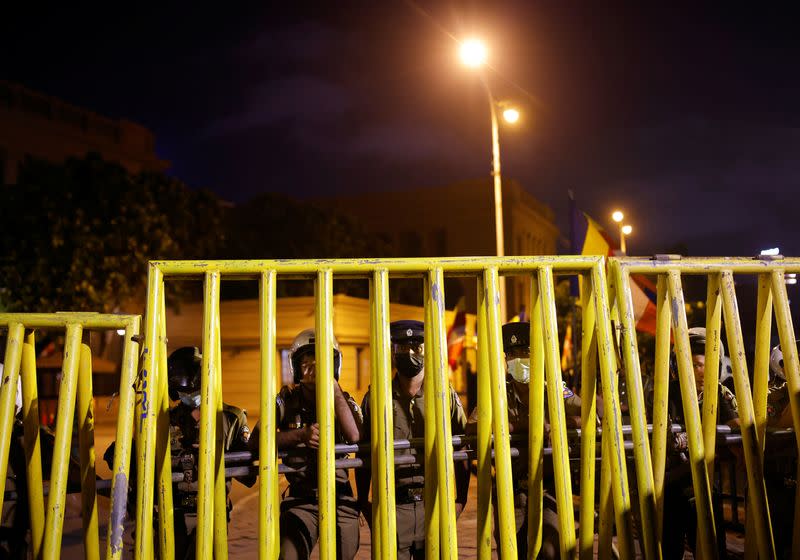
xmin=52 ymin=422 xmax=744 ymax=558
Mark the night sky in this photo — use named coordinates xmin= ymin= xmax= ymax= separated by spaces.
xmin=3 ymin=2 xmax=800 ymax=257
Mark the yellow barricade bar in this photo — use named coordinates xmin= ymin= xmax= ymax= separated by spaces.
xmin=611 ymin=255 xmax=800 ymax=560
xmin=139 ymin=256 xmax=634 ymax=560
xmin=0 ymin=312 xmax=141 ymax=560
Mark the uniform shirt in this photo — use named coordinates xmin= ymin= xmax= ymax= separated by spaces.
xmin=276 ymin=384 xmax=362 ymax=489
xmin=766 ymin=381 xmax=790 ymax=427
xmin=103 ymin=401 xmax=252 ymax=515
xmin=665 ymin=380 xmax=739 ymax=426
xmin=168 ymin=401 xmax=254 ymax=506
xmin=467 ymin=375 xmax=582 ymax=489
xmin=169 ymin=401 xmax=251 ymax=457
xmin=661 ymin=381 xmax=739 ymax=459
xmin=360 ymin=376 xmax=467 ymax=490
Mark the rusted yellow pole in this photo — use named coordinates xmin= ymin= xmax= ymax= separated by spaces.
xmin=484 ymin=267 xmax=518 ymax=559
xmin=0 ymin=323 xmax=24 ymax=515
xmin=106 ymin=317 xmax=141 ymax=560
xmin=213 ymin=310 xmax=229 ymax=560
xmin=666 ymin=270 xmax=717 ymax=560
xmin=258 ymin=270 xmax=280 ymax=560
xmin=528 ymin=276 xmax=545 ymax=558
xmin=426 ymin=268 xmax=459 ymax=558
xmin=315 ymin=268 xmax=336 ymax=560
xmin=720 ymin=271 xmax=775 ymax=559
xmin=137 ymin=265 xmax=163 ymax=560
xmin=598 ymin=419 xmax=614 ymax=560
xmin=476 ymin=278 xmax=494 ymax=560
xmin=368 ymin=278 xmax=384 ymax=559
xmin=370 ymin=268 xmax=397 ymax=559
xmin=21 ymin=330 xmax=45 ymax=559
xmin=538 ymin=266 xmax=577 ymax=559
xmin=591 ymin=263 xmax=634 ymax=560
xmin=578 ymin=277 xmax=598 ymax=560
xmin=43 ymin=323 xmax=82 ymax=559
xmin=197 ymin=271 xmax=221 ymax=558
xmin=701 ymin=274 xmax=722 ymax=484
xmin=770 ymin=269 xmax=800 ymax=559
xmin=78 ymin=337 xmax=100 ymax=560
xmin=745 ymin=273 xmax=772 ymax=560
xmin=651 ymin=275 xmax=671 ymax=543
xmin=423 ymin=284 xmax=440 ymax=560
xmin=609 ymin=261 xmax=660 ymax=560
xmin=155 ymin=289 xmax=175 ymax=560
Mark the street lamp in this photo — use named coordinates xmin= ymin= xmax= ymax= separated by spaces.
xmin=612 ymin=210 xmax=633 ymax=254
xmin=460 ymin=38 xmax=520 ymax=322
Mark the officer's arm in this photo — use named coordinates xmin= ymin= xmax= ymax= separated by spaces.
xmin=355 ymin=394 xmax=373 ymax=526
xmin=451 ymin=390 xmax=470 ymax=517
xmin=277 ymin=426 xmax=318 ymax=449
xmin=249 ymin=412 xmax=310 ymax=450
xmin=333 ymin=382 xmax=360 ymax=443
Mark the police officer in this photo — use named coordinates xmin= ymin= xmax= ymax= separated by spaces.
xmin=356 ymin=320 xmax=470 ymax=560
xmin=766 ymin=343 xmax=793 ymax=429
xmin=467 ymin=321 xmax=581 ymax=559
xmin=764 ymin=343 xmax=796 ymax=557
xmin=250 ymin=328 xmax=362 ymax=560
xmin=104 ymin=346 xmax=253 ymax=560
xmin=660 ymin=327 xmax=737 ymax=560
xmin=165 ymin=346 xmax=253 ymax=559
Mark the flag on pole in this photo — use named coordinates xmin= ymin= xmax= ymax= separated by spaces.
xmin=569 ymin=196 xmax=657 ymax=335
xmin=447 ymin=297 xmax=467 ymax=370
xmin=561 ymin=323 xmax=575 ymax=372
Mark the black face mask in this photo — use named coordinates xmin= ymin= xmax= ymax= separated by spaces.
xmin=395 ymin=353 xmax=424 ymax=377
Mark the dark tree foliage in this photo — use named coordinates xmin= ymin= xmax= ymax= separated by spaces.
xmin=0 ymin=154 xmax=223 ymax=312
xmin=222 ymin=192 xmax=395 ymax=299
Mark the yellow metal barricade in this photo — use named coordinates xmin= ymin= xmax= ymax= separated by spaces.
xmin=139 ymin=256 xmax=636 ymax=560
xmin=610 ymin=255 xmax=800 ymax=560
xmin=0 ymin=312 xmax=140 ymax=560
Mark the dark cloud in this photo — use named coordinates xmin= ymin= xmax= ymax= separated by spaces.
xmin=4 ymin=3 xmax=800 ymax=256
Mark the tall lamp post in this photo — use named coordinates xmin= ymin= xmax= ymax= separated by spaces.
xmin=460 ymin=38 xmax=520 ymax=322
xmin=611 ymin=210 xmax=633 ymax=254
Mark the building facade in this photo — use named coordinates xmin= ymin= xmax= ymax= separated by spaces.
xmin=320 ymin=177 xmax=560 ymax=316
xmin=0 ymin=81 xmax=167 ymax=184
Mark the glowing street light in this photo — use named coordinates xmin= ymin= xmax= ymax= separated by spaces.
xmin=459 ymin=38 xmax=488 ymax=68
xmin=459 ymin=38 xmax=521 ymax=321
xmin=502 ymin=107 xmax=520 ymax=124
xmin=611 ymin=211 xmax=633 ymax=253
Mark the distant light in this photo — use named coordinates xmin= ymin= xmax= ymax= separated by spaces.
xmin=460 ymin=39 xmax=488 ymax=68
xmin=621 ymin=224 xmax=633 ymax=235
xmin=612 ymin=211 xmax=624 ymax=223
xmin=787 ymin=278 xmax=798 ymax=285
xmin=788 ymin=273 xmax=797 ymax=279
xmin=502 ymin=108 xmax=520 ymax=124
xmin=761 ymin=247 xmax=780 ymax=256
xmin=117 ymin=329 xmax=125 ymax=336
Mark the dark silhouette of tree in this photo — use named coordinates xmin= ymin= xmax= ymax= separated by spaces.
xmin=221 ymin=192 xmax=395 ymax=300
xmin=0 ymin=154 xmax=224 ymax=312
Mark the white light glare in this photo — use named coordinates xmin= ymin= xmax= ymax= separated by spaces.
xmin=117 ymin=329 xmax=126 ymax=336
xmin=761 ymin=247 xmax=780 ymax=256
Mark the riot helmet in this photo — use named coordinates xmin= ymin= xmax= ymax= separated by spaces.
xmin=289 ymin=328 xmax=341 ymax=384
xmin=503 ymin=322 xmax=531 ymax=383
xmin=390 ymin=320 xmax=425 ymax=378
xmin=769 ymin=343 xmax=799 ymax=382
xmin=670 ymin=327 xmax=726 ymax=391
xmin=167 ymin=346 xmax=202 ymax=401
